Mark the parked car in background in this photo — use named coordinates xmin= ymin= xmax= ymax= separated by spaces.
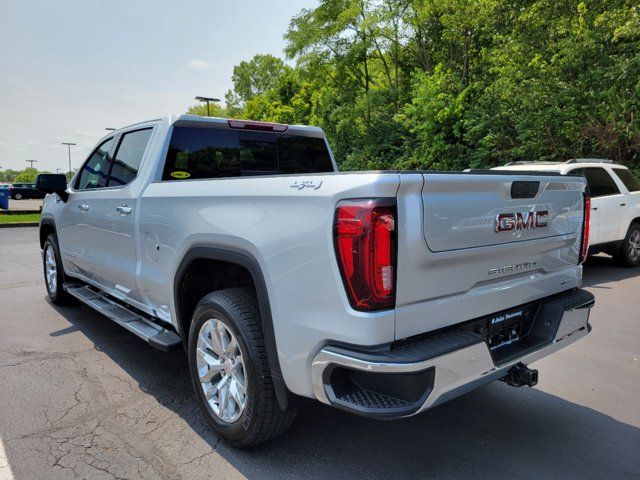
xmin=9 ymin=182 xmax=46 ymax=200
xmin=493 ymin=159 xmax=640 ymax=266
xmin=36 ymin=115 xmax=594 ymax=447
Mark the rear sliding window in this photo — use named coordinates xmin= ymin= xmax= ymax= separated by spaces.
xmin=612 ymin=168 xmax=640 ymax=192
xmin=161 ymin=126 xmax=333 ymax=181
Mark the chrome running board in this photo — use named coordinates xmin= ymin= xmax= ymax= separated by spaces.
xmin=64 ymin=283 xmax=181 ymax=351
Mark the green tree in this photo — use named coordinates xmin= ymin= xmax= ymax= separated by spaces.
xmin=193 ymin=0 xmax=640 ymax=174
xmin=0 ymin=169 xmax=21 ymax=183
xmin=13 ymin=168 xmax=39 ymax=183
xmin=186 ymin=101 xmax=227 ymax=117
xmin=224 ymin=54 xmax=289 ymax=113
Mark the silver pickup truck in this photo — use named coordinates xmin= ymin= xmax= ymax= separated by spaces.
xmin=37 ymin=115 xmax=594 ymax=447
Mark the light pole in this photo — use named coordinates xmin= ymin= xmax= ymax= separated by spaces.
xmin=195 ymin=96 xmax=220 ymax=117
xmin=26 ymin=159 xmax=38 ymax=169
xmin=61 ymin=142 xmax=76 ymax=174
xmin=56 ymin=168 xmax=62 ymax=174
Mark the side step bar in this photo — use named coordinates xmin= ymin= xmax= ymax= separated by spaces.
xmin=64 ymin=283 xmax=181 ymax=351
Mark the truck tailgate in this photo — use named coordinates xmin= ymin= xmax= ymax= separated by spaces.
xmin=423 ymin=175 xmax=583 ymax=251
xmin=394 ymin=172 xmax=586 ymax=340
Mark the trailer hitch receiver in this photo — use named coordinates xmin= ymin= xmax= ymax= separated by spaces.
xmin=501 ymin=363 xmax=538 ymax=387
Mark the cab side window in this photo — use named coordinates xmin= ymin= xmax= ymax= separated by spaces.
xmin=577 ymin=167 xmax=620 ymax=197
xmin=108 ymin=128 xmax=153 ymax=187
xmin=76 ymin=138 xmax=115 ymax=190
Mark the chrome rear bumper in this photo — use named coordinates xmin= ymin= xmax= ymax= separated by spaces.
xmin=311 ymin=289 xmax=594 ymax=417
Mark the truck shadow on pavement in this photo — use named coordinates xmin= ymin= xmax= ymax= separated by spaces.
xmin=45 ymin=297 xmax=639 ymax=480
xmin=582 ymin=255 xmax=640 ymax=288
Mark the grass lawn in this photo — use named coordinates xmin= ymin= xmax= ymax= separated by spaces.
xmin=0 ymin=213 xmax=40 ymax=224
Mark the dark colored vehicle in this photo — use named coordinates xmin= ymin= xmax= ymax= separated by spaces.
xmin=9 ymin=183 xmax=46 ymax=200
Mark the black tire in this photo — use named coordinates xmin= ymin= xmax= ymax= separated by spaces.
xmin=188 ymin=287 xmax=296 ymax=448
xmin=614 ymin=223 xmax=640 ymax=267
xmin=14 ymin=193 xmax=22 ymax=200
xmin=42 ymin=234 xmax=74 ymax=305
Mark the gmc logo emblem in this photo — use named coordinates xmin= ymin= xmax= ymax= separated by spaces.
xmin=495 ymin=211 xmax=549 ymax=232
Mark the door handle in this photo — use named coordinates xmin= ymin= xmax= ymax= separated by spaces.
xmin=591 ymin=207 xmax=598 ymax=211
xmin=78 ymin=203 xmax=90 ymax=212
xmin=116 ymin=205 xmax=132 ymax=215
xmin=620 ymin=203 xmax=626 ymax=207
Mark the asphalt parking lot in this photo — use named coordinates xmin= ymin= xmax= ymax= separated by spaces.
xmin=0 ymin=227 xmax=638 ymax=479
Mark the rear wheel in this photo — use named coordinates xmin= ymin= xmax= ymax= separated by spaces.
xmin=614 ymin=224 xmax=640 ymax=267
xmin=14 ymin=193 xmax=22 ymax=200
xmin=42 ymin=234 xmax=74 ymax=304
xmin=188 ymin=288 xmax=296 ymax=448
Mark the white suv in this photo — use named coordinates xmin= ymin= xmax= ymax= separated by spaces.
xmin=493 ymin=159 xmax=640 ymax=266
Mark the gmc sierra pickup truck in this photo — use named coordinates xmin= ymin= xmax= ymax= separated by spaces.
xmin=37 ymin=115 xmax=595 ymax=447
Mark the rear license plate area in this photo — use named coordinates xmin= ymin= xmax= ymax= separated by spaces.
xmin=486 ymin=306 xmax=536 ymax=352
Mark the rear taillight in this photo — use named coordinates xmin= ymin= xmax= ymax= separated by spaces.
xmin=334 ymin=199 xmax=397 ymax=311
xmin=580 ymin=195 xmax=591 ymax=264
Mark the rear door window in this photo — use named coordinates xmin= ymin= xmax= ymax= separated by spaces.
xmin=162 ymin=126 xmax=333 ymax=180
xmin=580 ymin=167 xmax=620 ymax=197
xmin=611 ymin=168 xmax=640 ymax=192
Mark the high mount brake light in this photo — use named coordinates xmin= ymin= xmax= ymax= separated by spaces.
xmin=227 ymin=119 xmax=288 ymax=132
xmin=580 ymin=195 xmax=591 ymax=264
xmin=334 ymin=199 xmax=397 ymax=311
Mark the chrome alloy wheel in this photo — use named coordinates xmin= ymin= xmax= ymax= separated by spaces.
xmin=196 ymin=318 xmax=247 ymax=423
xmin=45 ymin=245 xmax=57 ymax=294
xmin=628 ymin=230 xmax=640 ymax=262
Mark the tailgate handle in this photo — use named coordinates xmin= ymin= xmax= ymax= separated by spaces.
xmin=511 ymin=181 xmax=540 ymax=199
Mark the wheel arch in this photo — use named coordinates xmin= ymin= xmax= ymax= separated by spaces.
xmin=173 ymin=244 xmax=291 ymax=410
xmin=39 ymin=218 xmax=58 ymax=249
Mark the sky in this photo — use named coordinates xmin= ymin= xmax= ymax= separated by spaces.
xmin=0 ymin=0 xmax=318 ymax=172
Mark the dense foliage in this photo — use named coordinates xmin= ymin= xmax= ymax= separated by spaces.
xmin=0 ymin=168 xmax=39 ymax=183
xmin=0 ymin=168 xmax=74 ymax=183
xmin=188 ymin=0 xmax=640 ymax=174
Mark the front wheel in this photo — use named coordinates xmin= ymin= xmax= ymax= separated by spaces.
xmin=614 ymin=223 xmax=640 ymax=267
xmin=42 ymin=234 xmax=74 ymax=304
xmin=188 ymin=288 xmax=296 ymax=448
xmin=14 ymin=193 xmax=23 ymax=200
